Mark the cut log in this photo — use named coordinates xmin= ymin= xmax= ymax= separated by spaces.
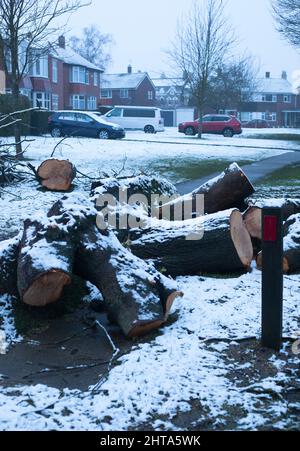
xmin=0 ymin=235 xmax=21 ymax=297
xmin=160 ymin=163 xmax=254 ymax=220
xmin=283 ymin=214 xmax=300 ymax=273
xmin=36 ymin=159 xmax=76 ymax=191
xmin=256 ymin=214 xmax=300 ymax=274
xmin=75 ymin=226 xmax=183 ymax=338
xmin=244 ymin=199 xmax=300 ymax=240
xmin=91 ymin=175 xmax=178 ymax=241
xmin=17 ymin=194 xmax=95 ymax=307
xmin=129 ymin=209 xmax=253 ymax=276
xmin=17 ymin=218 xmax=74 ymax=306
xmin=91 ymin=174 xmax=178 ymax=205
xmin=2 ymin=193 xmax=182 ymax=337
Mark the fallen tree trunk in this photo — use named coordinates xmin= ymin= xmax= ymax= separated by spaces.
xmin=160 ymin=163 xmax=254 ymax=220
xmin=91 ymin=174 xmax=178 ymax=205
xmin=91 ymin=175 xmax=179 ymax=241
xmin=0 ymin=194 xmax=182 ymax=337
xmin=257 ymin=213 xmax=300 ymax=274
xmin=244 ymin=198 xmax=300 ymax=240
xmin=34 ymin=159 xmax=76 ymax=191
xmin=129 ymin=209 xmax=253 ymax=276
xmin=0 ymin=235 xmax=21 ymax=297
xmin=75 ymin=226 xmax=182 ymax=337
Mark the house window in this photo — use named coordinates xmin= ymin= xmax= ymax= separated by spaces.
xmin=261 ymin=94 xmax=277 ymax=102
xmin=5 ymin=50 xmax=12 ymax=73
xmin=71 ymin=66 xmax=87 ymax=84
xmin=148 ymin=90 xmax=153 ymax=100
xmin=100 ymin=89 xmax=112 ymax=99
xmin=120 ymin=89 xmax=129 ymax=99
xmin=20 ymin=89 xmax=31 ymax=99
xmin=94 ymin=72 xmax=98 ymax=87
xmin=33 ymin=92 xmax=51 ymax=109
xmin=87 ymin=96 xmax=97 ymax=110
xmin=86 ymin=70 xmax=89 ymax=85
xmin=284 ymin=95 xmax=291 ymax=103
xmin=262 ymin=112 xmax=277 ymax=121
xmin=52 ymin=94 xmax=59 ymax=111
xmin=31 ymin=54 xmax=48 ymax=77
xmin=71 ymin=94 xmax=85 ymax=110
xmin=52 ymin=59 xmax=58 ymax=83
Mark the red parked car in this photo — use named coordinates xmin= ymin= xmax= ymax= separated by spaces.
xmin=178 ymin=114 xmax=242 ymax=137
xmin=242 ymin=119 xmax=271 ymax=129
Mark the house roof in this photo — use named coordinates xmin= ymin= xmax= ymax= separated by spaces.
xmin=101 ymin=72 xmax=152 ymax=90
xmin=152 ymin=78 xmax=185 ymax=88
xmin=53 ymin=47 xmax=104 ymax=72
xmin=256 ymin=77 xmax=294 ymax=94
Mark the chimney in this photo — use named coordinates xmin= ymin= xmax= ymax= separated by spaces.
xmin=127 ymin=64 xmax=132 ymax=74
xmin=282 ymin=70 xmax=287 ymax=80
xmin=265 ymin=72 xmax=270 ymax=79
xmin=58 ymin=35 xmax=66 ymax=49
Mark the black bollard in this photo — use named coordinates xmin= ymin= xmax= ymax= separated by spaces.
xmin=261 ymin=207 xmax=283 ymax=351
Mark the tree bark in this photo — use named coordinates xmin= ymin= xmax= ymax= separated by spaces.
xmin=91 ymin=174 xmax=178 ymax=204
xmin=36 ymin=159 xmax=77 ymax=191
xmin=161 ymin=163 xmax=254 ymax=219
xmin=0 ymin=235 xmax=21 ymax=297
xmin=129 ymin=209 xmax=253 ymax=276
xmin=243 ymin=199 xmax=300 ymax=241
xmin=256 ymin=214 xmax=300 ymax=274
xmin=75 ymin=226 xmax=182 ymax=338
xmin=283 ymin=214 xmax=300 ymax=273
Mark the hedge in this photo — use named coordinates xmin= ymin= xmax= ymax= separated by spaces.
xmin=0 ymin=94 xmax=31 ymax=137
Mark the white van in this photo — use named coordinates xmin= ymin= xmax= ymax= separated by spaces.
xmin=104 ymin=106 xmax=164 ymax=133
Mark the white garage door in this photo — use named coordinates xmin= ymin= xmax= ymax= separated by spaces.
xmin=176 ymin=109 xmax=195 ymax=126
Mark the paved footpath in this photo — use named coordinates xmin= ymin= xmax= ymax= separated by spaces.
xmin=176 ymin=151 xmax=300 ymax=195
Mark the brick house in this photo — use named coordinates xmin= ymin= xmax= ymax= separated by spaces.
xmin=240 ymin=71 xmax=299 ymax=127
xmin=152 ymin=75 xmax=190 ymax=108
xmin=4 ymin=36 xmax=103 ymax=111
xmin=100 ymin=65 xmax=156 ymax=107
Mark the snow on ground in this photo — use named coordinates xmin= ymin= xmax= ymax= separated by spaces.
xmin=0 ymin=132 xmax=299 ymax=430
xmin=127 ymin=127 xmax=300 ymax=151
xmin=0 ymin=270 xmax=299 ymax=430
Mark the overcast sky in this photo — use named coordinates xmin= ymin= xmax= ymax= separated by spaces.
xmin=67 ymin=0 xmax=300 ymax=80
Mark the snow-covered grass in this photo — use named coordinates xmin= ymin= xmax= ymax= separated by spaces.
xmin=127 ymin=127 xmax=300 ymax=150
xmin=0 ymin=270 xmax=299 ymax=430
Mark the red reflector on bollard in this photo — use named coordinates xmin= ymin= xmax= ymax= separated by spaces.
xmin=264 ymin=215 xmax=277 ymax=242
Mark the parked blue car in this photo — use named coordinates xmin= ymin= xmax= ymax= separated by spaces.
xmin=48 ymin=111 xmax=126 ymax=140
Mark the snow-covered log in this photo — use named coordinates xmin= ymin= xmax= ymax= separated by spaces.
xmin=75 ymin=224 xmax=182 ymax=337
xmin=244 ymin=198 xmax=300 ymax=240
xmin=283 ymin=214 xmax=300 ymax=273
xmin=160 ymin=163 xmax=254 ymax=219
xmin=91 ymin=174 xmax=178 ymax=205
xmin=129 ymin=209 xmax=253 ymax=276
xmin=35 ymin=159 xmax=76 ymax=191
xmin=16 ymin=195 xmax=95 ymax=306
xmin=0 ymin=194 xmax=182 ymax=337
xmin=0 ymin=235 xmax=21 ymax=297
xmin=256 ymin=214 xmax=300 ymax=274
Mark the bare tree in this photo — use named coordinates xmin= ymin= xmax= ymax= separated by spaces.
xmin=207 ymin=56 xmax=259 ymax=113
xmin=0 ymin=0 xmax=90 ymax=158
xmin=168 ymin=0 xmax=235 ymax=138
xmin=70 ymin=25 xmax=113 ymax=70
xmin=272 ymin=0 xmax=300 ymax=48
